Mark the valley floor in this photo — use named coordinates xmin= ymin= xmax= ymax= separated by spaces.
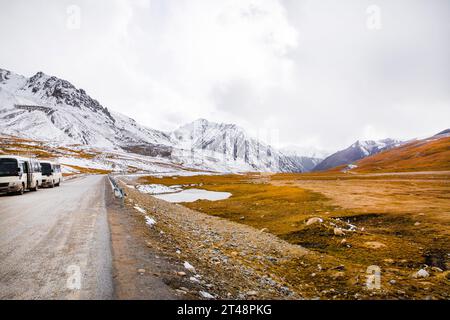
xmin=0 ymin=170 xmax=447 ymax=299
xmin=119 ymin=171 xmax=450 ymax=299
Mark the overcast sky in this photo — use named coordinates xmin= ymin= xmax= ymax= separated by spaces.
xmin=0 ymin=0 xmax=448 ymax=151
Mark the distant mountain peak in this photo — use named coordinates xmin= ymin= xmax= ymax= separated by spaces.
xmin=435 ymin=128 xmax=450 ymax=137
xmin=193 ymin=118 xmax=210 ymax=124
xmin=188 ymin=118 xmax=239 ymax=130
xmin=18 ymin=70 xmax=112 ymax=120
xmin=280 ymin=145 xmax=330 ymax=159
xmin=171 ymin=118 xmax=316 ymax=172
xmin=314 ymin=138 xmax=401 ymax=171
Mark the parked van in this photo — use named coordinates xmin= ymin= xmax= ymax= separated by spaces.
xmin=40 ymin=161 xmax=62 ymax=188
xmin=0 ymin=155 xmax=42 ymax=195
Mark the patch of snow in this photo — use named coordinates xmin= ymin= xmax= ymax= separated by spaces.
xmin=145 ymin=216 xmax=156 ymax=226
xmin=190 ymin=276 xmax=200 ymax=283
xmin=134 ymin=206 xmax=146 ymax=214
xmin=199 ymin=291 xmax=215 ymax=299
xmin=61 ymin=164 xmax=80 ymax=174
xmin=59 ymin=157 xmax=112 ymax=171
xmin=136 ymin=184 xmax=182 ymax=195
xmin=341 ymin=163 xmax=358 ymax=173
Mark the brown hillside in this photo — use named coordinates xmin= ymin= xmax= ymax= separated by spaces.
xmin=347 ymin=135 xmax=450 ymax=173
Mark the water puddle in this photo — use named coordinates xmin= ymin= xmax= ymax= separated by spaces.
xmin=153 ymin=188 xmax=231 ymax=203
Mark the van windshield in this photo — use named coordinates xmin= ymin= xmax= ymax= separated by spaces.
xmin=41 ymin=163 xmax=52 ymax=176
xmin=0 ymin=158 xmax=18 ymax=177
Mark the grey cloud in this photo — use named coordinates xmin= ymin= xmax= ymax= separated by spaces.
xmin=0 ymin=0 xmax=448 ymax=151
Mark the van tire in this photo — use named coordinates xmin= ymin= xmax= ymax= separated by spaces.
xmin=16 ymin=184 xmax=24 ymax=195
xmin=56 ymin=179 xmax=61 ymax=187
xmin=31 ymin=181 xmax=39 ymax=191
xmin=50 ymin=180 xmax=55 ymax=188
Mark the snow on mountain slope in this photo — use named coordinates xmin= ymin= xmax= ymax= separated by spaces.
xmin=0 ymin=134 xmax=208 ymax=175
xmin=281 ymin=154 xmax=323 ymax=172
xmin=434 ymin=128 xmax=450 ymax=137
xmin=171 ymin=119 xmax=277 ymax=170
xmin=0 ymin=68 xmax=314 ymax=173
xmin=0 ymin=68 xmax=27 ymax=93
xmin=170 ymin=119 xmax=310 ymax=172
xmin=313 ymin=138 xmax=401 ymax=172
xmin=280 ymin=145 xmax=330 ymax=160
xmin=0 ymin=68 xmax=172 ymax=152
xmin=279 ymin=146 xmax=329 ymax=172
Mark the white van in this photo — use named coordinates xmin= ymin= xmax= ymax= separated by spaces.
xmin=0 ymin=155 xmax=42 ymax=195
xmin=39 ymin=161 xmax=62 ymax=188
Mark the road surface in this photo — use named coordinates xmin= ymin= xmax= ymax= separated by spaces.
xmin=0 ymin=175 xmax=113 ymax=299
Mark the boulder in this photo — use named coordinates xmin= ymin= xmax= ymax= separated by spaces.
xmin=412 ymin=269 xmax=430 ymax=278
xmin=184 ymin=261 xmax=196 ymax=273
xmin=306 ymin=217 xmax=323 ymax=226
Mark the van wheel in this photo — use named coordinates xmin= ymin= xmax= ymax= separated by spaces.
xmin=56 ymin=179 xmax=61 ymax=187
xmin=50 ymin=180 xmax=55 ymax=188
xmin=16 ymin=184 xmax=24 ymax=195
xmin=32 ymin=181 xmax=39 ymax=191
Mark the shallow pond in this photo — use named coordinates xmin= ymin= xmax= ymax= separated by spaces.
xmin=153 ymin=188 xmax=231 ymax=203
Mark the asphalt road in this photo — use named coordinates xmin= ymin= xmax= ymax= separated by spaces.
xmin=0 ymin=175 xmax=113 ymax=299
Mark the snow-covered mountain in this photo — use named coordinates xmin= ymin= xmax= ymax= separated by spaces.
xmin=0 ymin=68 xmax=172 ymax=155
xmin=170 ymin=119 xmax=315 ymax=172
xmin=0 ymin=68 xmax=317 ymax=173
xmin=313 ymin=138 xmax=401 ymax=171
xmin=434 ymin=128 xmax=450 ymax=137
xmin=279 ymin=146 xmax=329 ymax=172
xmin=280 ymin=153 xmax=323 ymax=172
xmin=280 ymin=145 xmax=330 ymax=160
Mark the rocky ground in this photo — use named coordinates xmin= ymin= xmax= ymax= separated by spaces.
xmin=119 ymin=182 xmax=306 ymax=299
